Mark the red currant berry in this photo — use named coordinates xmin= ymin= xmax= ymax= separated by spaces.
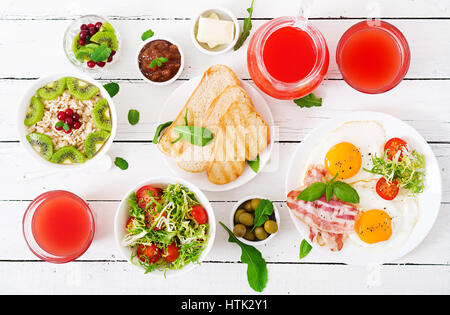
xmin=57 ymin=111 xmax=66 ymax=120
xmin=73 ymin=121 xmax=82 ymax=129
xmin=72 ymin=113 xmax=80 ymax=120
xmin=79 ymin=30 xmax=88 ymax=40
xmin=87 ymin=60 xmax=95 ymax=68
xmin=87 ymin=23 xmax=94 ymax=28
xmin=80 ymin=24 xmax=88 ymax=31
xmin=95 ymin=22 xmax=102 ymax=30
xmin=89 ymin=27 xmax=97 ymax=36
xmin=64 ymin=117 xmax=73 ymax=126
xmin=78 ymin=39 xmax=86 ymax=46
xmin=55 ymin=124 xmax=63 ymax=131
xmin=64 ymin=127 xmax=72 ymax=134
xmin=110 ymin=50 xmax=116 ymax=56
xmin=96 ymin=61 xmax=106 ymax=67
xmin=65 ymin=108 xmax=74 ymax=116
xmin=107 ymin=55 xmax=113 ymax=63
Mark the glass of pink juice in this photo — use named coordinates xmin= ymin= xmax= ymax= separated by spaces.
xmin=336 ymin=20 xmax=410 ymax=94
xmin=23 ymin=190 xmax=95 ymax=263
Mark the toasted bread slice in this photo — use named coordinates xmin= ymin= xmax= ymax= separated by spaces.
xmin=158 ymin=64 xmax=240 ymax=161
xmin=206 ymin=101 xmax=270 ymax=185
xmin=177 ymin=85 xmax=252 ymax=173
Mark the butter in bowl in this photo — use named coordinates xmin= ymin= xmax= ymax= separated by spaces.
xmin=191 ymin=8 xmax=239 ymax=55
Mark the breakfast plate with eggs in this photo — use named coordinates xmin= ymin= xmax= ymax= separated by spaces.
xmin=285 ymin=111 xmax=441 ymax=265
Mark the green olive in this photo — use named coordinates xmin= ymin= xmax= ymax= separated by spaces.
xmin=234 ymin=209 xmax=246 ymax=224
xmin=254 ymin=226 xmax=268 ymax=240
xmin=250 ymin=198 xmax=261 ymax=210
xmin=233 ymin=224 xmax=247 ymax=238
xmin=238 ymin=212 xmax=254 ymax=226
xmin=243 ymin=229 xmax=255 ymax=241
xmin=264 ymin=220 xmax=278 ymax=234
xmin=244 ymin=201 xmax=253 ymax=211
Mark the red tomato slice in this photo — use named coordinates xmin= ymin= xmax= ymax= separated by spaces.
xmin=190 ymin=205 xmax=208 ymax=225
xmin=136 ymin=244 xmax=161 ymax=264
xmin=145 ymin=211 xmax=167 ymax=231
xmin=163 ymin=242 xmax=180 ymax=263
xmin=384 ymin=137 xmax=408 ymax=161
xmin=136 ymin=185 xmax=162 ymax=209
xmin=376 ymin=177 xmax=400 ymax=200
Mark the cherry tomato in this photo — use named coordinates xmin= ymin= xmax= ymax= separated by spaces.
xmin=376 ymin=177 xmax=400 ymax=200
xmin=125 ymin=217 xmax=135 ymax=230
xmin=190 ymin=205 xmax=208 ymax=225
xmin=384 ymin=138 xmax=408 ymax=161
xmin=163 ymin=242 xmax=180 ymax=263
xmin=145 ymin=211 xmax=167 ymax=231
xmin=136 ymin=185 xmax=162 ymax=209
xmin=136 ymin=244 xmax=161 ymax=264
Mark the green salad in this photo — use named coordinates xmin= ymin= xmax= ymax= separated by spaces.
xmin=121 ymin=183 xmax=209 ymax=274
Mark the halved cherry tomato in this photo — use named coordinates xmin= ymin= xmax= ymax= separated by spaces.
xmin=136 ymin=185 xmax=162 ymax=209
xmin=125 ymin=217 xmax=135 ymax=230
xmin=384 ymin=137 xmax=408 ymax=161
xmin=190 ymin=205 xmax=208 ymax=225
xmin=376 ymin=177 xmax=400 ymax=200
xmin=163 ymin=242 xmax=180 ymax=263
xmin=136 ymin=244 xmax=161 ymax=264
xmin=145 ymin=211 xmax=167 ymax=231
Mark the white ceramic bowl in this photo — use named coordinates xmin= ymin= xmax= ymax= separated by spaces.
xmin=114 ymin=176 xmax=216 ymax=277
xmin=136 ymin=36 xmax=184 ymax=86
xmin=17 ymin=72 xmax=118 ymax=171
xmin=63 ymin=15 xmax=121 ymax=74
xmin=230 ymin=195 xmax=280 ymax=246
xmin=191 ymin=7 xmax=240 ymax=55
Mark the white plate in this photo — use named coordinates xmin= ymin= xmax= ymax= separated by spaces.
xmin=285 ymin=111 xmax=442 ymax=265
xmin=157 ymin=76 xmax=274 ymax=192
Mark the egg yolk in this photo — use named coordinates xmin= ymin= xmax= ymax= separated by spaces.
xmin=355 ymin=209 xmax=392 ymax=244
xmin=325 ymin=142 xmax=362 ymax=179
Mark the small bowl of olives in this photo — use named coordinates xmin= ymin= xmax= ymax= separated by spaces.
xmin=230 ymin=196 xmax=280 ymax=246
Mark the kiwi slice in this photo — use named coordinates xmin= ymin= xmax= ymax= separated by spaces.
xmin=90 ymin=31 xmax=118 ymax=51
xmin=24 ymin=96 xmax=44 ymax=126
xmin=72 ymin=33 xmax=80 ymax=56
xmin=101 ymin=22 xmax=115 ymax=32
xmin=85 ymin=130 xmax=110 ymax=159
xmin=92 ymin=98 xmax=112 ymax=131
xmin=26 ymin=132 xmax=53 ymax=161
xmin=37 ymin=78 xmax=67 ymax=100
xmin=66 ymin=77 xmax=99 ymax=100
xmin=50 ymin=146 xmax=86 ymax=164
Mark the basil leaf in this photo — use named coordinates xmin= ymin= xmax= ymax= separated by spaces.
xmin=173 ymin=125 xmax=214 ymax=147
xmin=114 ymin=157 xmax=129 ymax=170
xmin=219 ymin=222 xmax=267 ymax=292
xmin=252 ymin=199 xmax=274 ymax=229
xmin=247 ymin=155 xmax=260 ymax=173
xmin=103 ymin=82 xmax=120 ymax=98
xmin=152 ymin=121 xmax=173 ymax=144
xmin=297 ymin=182 xmax=326 ymax=201
xmin=299 ymin=239 xmax=312 ymax=259
xmin=326 ymin=182 xmax=334 ymax=202
xmin=128 ymin=109 xmax=140 ymax=126
xmin=333 ymin=181 xmax=360 ymax=203
xmin=234 ymin=0 xmax=255 ymax=51
xmin=90 ymin=44 xmax=112 ymax=62
xmin=141 ymin=29 xmax=154 ymax=41
xmin=294 ymin=93 xmax=322 ymax=108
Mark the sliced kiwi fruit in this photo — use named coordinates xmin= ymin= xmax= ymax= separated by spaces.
xmin=66 ymin=77 xmax=99 ymax=100
xmin=85 ymin=130 xmax=110 ymax=159
xmin=90 ymin=31 xmax=118 ymax=51
xmin=75 ymin=43 xmax=100 ymax=61
xmin=50 ymin=146 xmax=86 ymax=164
xmin=37 ymin=78 xmax=67 ymax=100
xmin=26 ymin=132 xmax=53 ymax=161
xmin=92 ymin=98 xmax=112 ymax=131
xmin=101 ymin=22 xmax=115 ymax=32
xmin=24 ymin=96 xmax=44 ymax=126
xmin=72 ymin=33 xmax=80 ymax=56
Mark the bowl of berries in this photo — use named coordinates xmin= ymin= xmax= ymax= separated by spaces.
xmin=63 ymin=15 xmax=120 ymax=72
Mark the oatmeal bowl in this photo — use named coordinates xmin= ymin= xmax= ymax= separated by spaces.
xmin=17 ymin=72 xmax=117 ymax=170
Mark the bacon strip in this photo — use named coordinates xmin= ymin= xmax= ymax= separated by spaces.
xmin=287 ymin=165 xmax=359 ymax=251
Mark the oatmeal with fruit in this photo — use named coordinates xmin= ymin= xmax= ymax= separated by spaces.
xmin=24 ymin=77 xmax=112 ymax=164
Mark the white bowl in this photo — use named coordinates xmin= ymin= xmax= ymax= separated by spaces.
xmin=114 ymin=176 xmax=216 ymax=277
xmin=191 ymin=7 xmax=240 ymax=55
xmin=17 ymin=72 xmax=118 ymax=171
xmin=136 ymin=37 xmax=184 ymax=86
xmin=230 ymin=195 xmax=280 ymax=246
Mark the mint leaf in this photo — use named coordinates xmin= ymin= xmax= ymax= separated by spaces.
xmin=63 ymin=123 xmax=70 ymax=131
xmin=247 ymin=155 xmax=260 ymax=173
xmin=141 ymin=29 xmax=154 ymax=41
xmin=114 ymin=157 xmax=128 ymax=170
xmin=297 ymin=182 xmax=326 ymax=201
xmin=103 ymin=82 xmax=120 ymax=98
xmin=234 ymin=0 xmax=255 ymax=51
xmin=299 ymin=239 xmax=312 ymax=259
xmin=220 ymin=222 xmax=267 ymax=292
xmin=294 ymin=93 xmax=322 ymax=108
xmin=149 ymin=57 xmax=168 ymax=68
xmin=90 ymin=44 xmax=112 ymax=62
xmin=152 ymin=121 xmax=173 ymax=144
xmin=55 ymin=121 xmax=64 ymax=128
xmin=128 ymin=109 xmax=140 ymax=126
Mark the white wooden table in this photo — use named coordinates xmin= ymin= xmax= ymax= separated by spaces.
xmin=1 ymin=0 xmax=449 ymax=295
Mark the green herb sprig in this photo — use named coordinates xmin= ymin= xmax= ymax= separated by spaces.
xmin=172 ymin=125 xmax=214 ymax=147
xmin=247 ymin=155 xmax=260 ymax=173
xmin=103 ymin=82 xmax=120 ymax=98
xmin=141 ymin=29 xmax=154 ymax=41
xmin=149 ymin=57 xmax=168 ymax=68
xmin=128 ymin=109 xmax=140 ymax=125
xmin=252 ymin=199 xmax=274 ymax=231
xmin=152 ymin=121 xmax=173 ymax=144
xmin=114 ymin=157 xmax=129 ymax=170
xmin=299 ymin=239 xmax=312 ymax=259
xmin=234 ymin=0 xmax=255 ymax=51
xmin=294 ymin=93 xmax=322 ymax=108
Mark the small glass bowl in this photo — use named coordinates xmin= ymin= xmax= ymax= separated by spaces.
xmin=63 ymin=14 xmax=121 ymax=74
xmin=23 ymin=190 xmax=95 ymax=264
